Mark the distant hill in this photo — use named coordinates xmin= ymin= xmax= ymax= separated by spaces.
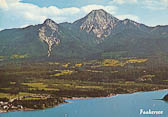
xmin=0 ymin=9 xmax=168 ymax=60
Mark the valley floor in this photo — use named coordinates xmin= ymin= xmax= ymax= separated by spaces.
xmin=0 ymin=57 xmax=168 ymax=112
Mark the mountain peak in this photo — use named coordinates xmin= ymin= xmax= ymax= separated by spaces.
xmin=121 ymin=18 xmax=141 ymax=27
xmin=43 ymin=19 xmax=58 ymax=26
xmin=87 ymin=9 xmax=117 ymax=20
xmin=42 ymin=19 xmax=58 ymax=31
xmin=73 ymin=9 xmax=119 ymax=39
xmin=89 ymin=9 xmax=107 ymax=14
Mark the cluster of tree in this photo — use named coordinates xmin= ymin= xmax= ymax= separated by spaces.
xmin=12 ymin=97 xmax=64 ymax=109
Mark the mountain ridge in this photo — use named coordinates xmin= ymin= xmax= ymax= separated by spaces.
xmin=1 ymin=9 xmax=168 ymax=32
xmin=0 ymin=9 xmax=168 ymax=60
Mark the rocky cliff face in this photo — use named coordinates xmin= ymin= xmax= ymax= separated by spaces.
xmin=74 ymin=9 xmax=119 ymax=39
xmin=39 ymin=19 xmax=60 ymax=57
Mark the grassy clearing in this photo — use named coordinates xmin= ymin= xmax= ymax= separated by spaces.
xmin=75 ymin=63 xmax=82 ymax=67
xmin=10 ymin=54 xmax=28 ymax=59
xmin=10 ymin=82 xmax=16 ymax=85
xmin=0 ymin=88 xmax=11 ymax=90
xmin=22 ymin=83 xmax=59 ymax=91
xmin=86 ymin=70 xmax=103 ymax=73
xmin=75 ymin=86 xmax=103 ymax=89
xmin=52 ymin=70 xmax=75 ymax=77
xmin=62 ymin=63 xmax=70 ymax=68
xmin=22 ymin=83 xmax=47 ymax=88
xmin=18 ymin=92 xmax=34 ymax=96
xmin=0 ymin=56 xmax=5 ymax=59
xmin=103 ymin=59 xmax=121 ymax=67
xmin=0 ymin=93 xmax=11 ymax=98
xmin=89 ymin=58 xmax=148 ymax=68
xmin=23 ymin=97 xmax=42 ymax=100
xmin=0 ymin=92 xmax=34 ymax=99
xmin=126 ymin=59 xmax=148 ymax=63
xmin=163 ymin=80 xmax=168 ymax=82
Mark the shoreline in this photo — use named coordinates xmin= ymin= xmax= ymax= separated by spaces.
xmin=0 ymin=102 xmax=67 ymax=114
xmin=0 ymin=108 xmax=34 ymax=113
xmin=63 ymin=93 xmax=117 ymax=100
xmin=64 ymin=89 xmax=168 ymax=101
xmin=1 ymin=88 xmax=168 ymax=114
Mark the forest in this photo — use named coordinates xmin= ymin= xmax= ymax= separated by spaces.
xmin=0 ymin=56 xmax=168 ymax=110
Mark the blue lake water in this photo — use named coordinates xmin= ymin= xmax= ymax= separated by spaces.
xmin=1 ymin=90 xmax=168 ymax=117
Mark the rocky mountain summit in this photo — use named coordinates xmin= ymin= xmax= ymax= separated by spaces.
xmin=74 ymin=9 xmax=119 ymax=39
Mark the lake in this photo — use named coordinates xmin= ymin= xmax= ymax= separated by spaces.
xmin=1 ymin=90 xmax=168 ymax=117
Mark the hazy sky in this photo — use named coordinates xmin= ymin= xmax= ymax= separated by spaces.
xmin=0 ymin=0 xmax=168 ymax=30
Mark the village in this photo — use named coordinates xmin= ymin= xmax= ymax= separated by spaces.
xmin=0 ymin=97 xmax=24 ymax=113
xmin=0 ymin=94 xmax=58 ymax=113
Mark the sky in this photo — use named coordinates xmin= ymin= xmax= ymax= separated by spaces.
xmin=0 ymin=0 xmax=168 ymax=30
